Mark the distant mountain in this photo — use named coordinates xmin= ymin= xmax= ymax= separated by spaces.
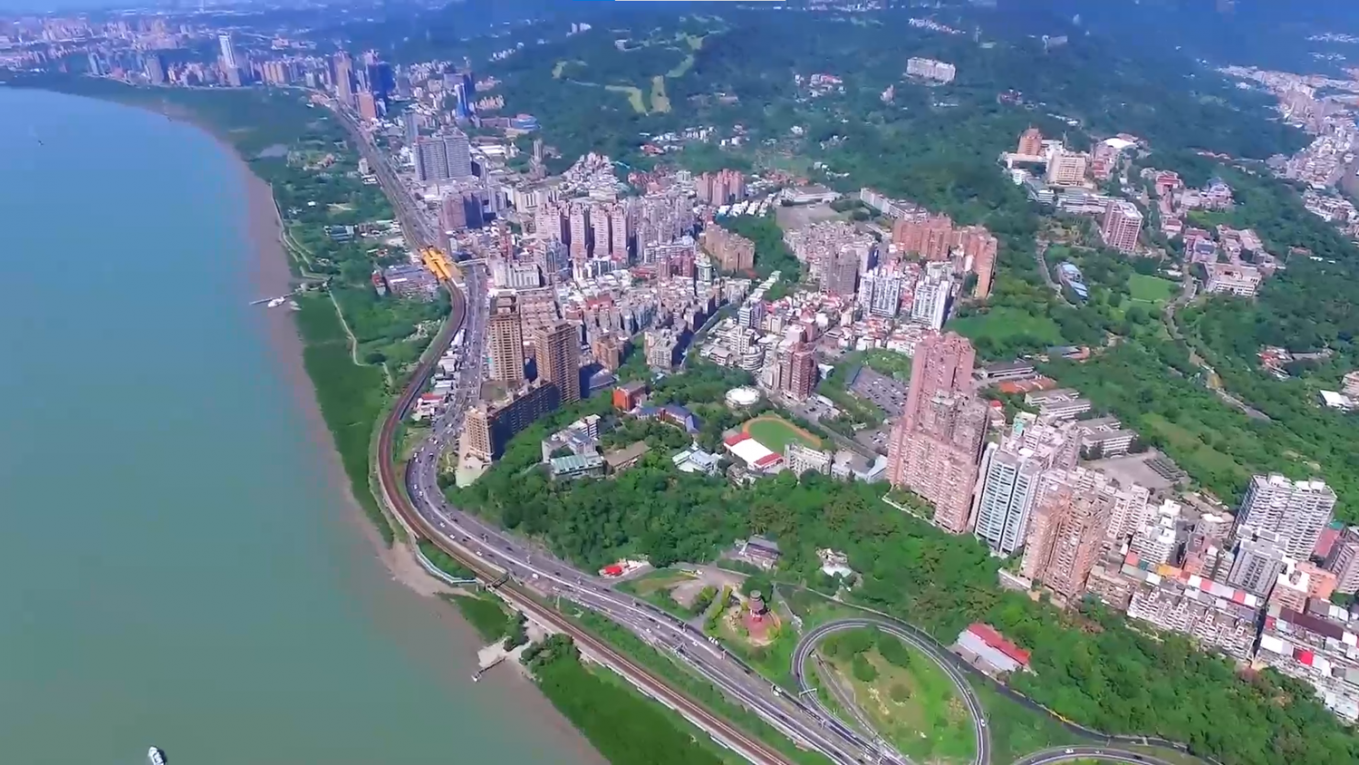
xmin=993 ymin=0 xmax=1359 ymax=73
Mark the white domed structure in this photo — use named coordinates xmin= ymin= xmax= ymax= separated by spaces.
xmin=725 ymin=386 xmax=762 ymax=409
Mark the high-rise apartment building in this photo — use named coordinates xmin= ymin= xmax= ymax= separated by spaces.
xmin=487 ymin=292 xmax=525 ymax=384
xmin=534 ymin=203 xmax=564 ymax=242
xmin=905 ymin=57 xmax=956 ymax=84
xmin=892 ymin=213 xmax=955 ymax=260
xmin=886 ymin=333 xmax=988 ymax=534
xmin=1235 ymin=475 xmax=1336 ymax=561
xmin=1016 ymin=127 xmax=1044 ymax=156
xmin=413 ymin=138 xmax=444 ymax=184
xmin=356 ymin=91 xmax=379 ymax=122
xmin=332 ymin=51 xmax=354 ymax=106
xmin=443 ymin=130 xmax=472 ymax=179
xmin=1021 ymin=468 xmax=1117 ymax=600
xmin=1100 ymin=201 xmax=1144 ymax=254
xmin=820 ymin=247 xmax=860 ymax=297
xmin=1324 ymin=526 xmax=1359 ymax=594
xmin=696 ymin=169 xmax=746 ymax=205
xmin=592 ymin=335 xmax=624 ymax=372
xmin=910 ymin=263 xmax=953 ymax=331
xmin=859 ymin=267 xmax=905 ymax=318
xmin=645 ymin=330 xmax=678 ymax=371
xmin=955 ymin=226 xmax=998 ymax=299
xmin=1225 ymin=530 xmax=1289 ymax=597
xmin=534 ymin=321 xmax=581 ymax=405
xmin=568 ymin=204 xmax=589 ymax=262
xmin=414 ymin=132 xmax=472 ymax=184
xmin=1106 ymin=482 xmax=1156 ymax=552
xmin=610 ymin=204 xmax=631 ymax=261
xmin=779 ymin=346 xmax=817 ymax=400
xmin=402 ymin=110 xmax=419 ymax=145
xmin=699 ymin=226 xmax=756 ymax=273
xmin=464 ymin=406 xmax=493 ymax=462
xmin=971 ymin=418 xmax=1078 ymax=556
xmin=1045 ymin=149 xmax=1089 ymax=186
xmin=218 ymin=32 xmax=240 ymax=72
xmin=144 ymin=54 xmax=166 ymax=85
xmin=588 ymin=204 xmax=612 ymax=259
xmin=1129 ymin=500 xmax=1181 ymax=566
xmin=901 ymin=332 xmax=974 ymax=431
xmin=462 ymin=380 xmax=562 ymax=462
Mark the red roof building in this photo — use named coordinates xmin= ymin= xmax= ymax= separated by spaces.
xmin=954 ymin=622 xmax=1032 ymax=676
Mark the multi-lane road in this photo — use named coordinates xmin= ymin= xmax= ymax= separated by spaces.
xmin=793 ymin=618 xmax=989 ymax=765
xmin=338 ymin=104 xmax=879 ymax=765
xmin=1013 ymin=748 xmax=1182 ymax=765
xmin=337 ymin=101 xmax=1199 ymax=765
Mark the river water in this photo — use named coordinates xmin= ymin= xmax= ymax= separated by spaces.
xmin=0 ymin=88 xmax=595 ymax=765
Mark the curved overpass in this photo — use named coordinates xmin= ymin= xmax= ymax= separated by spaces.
xmin=1011 ymin=746 xmax=1179 ymax=765
xmin=793 ymin=617 xmax=989 ymax=765
xmin=794 ymin=618 xmax=1185 ymax=765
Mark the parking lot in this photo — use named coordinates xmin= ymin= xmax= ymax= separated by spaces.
xmin=849 ymin=367 xmax=908 ymax=418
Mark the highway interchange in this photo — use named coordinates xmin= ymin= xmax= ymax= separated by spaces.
xmin=336 ymin=100 xmax=1199 ymax=765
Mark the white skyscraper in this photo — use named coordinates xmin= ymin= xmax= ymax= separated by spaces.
xmin=218 ymin=33 xmax=239 ymax=71
xmin=971 ymin=417 xmax=1077 ymax=556
xmin=1235 ymin=474 xmax=1336 ymax=560
xmin=910 ymin=263 xmax=953 ymax=330
xmin=861 ymin=267 xmax=904 ymax=318
xmin=973 ymin=445 xmax=1047 ymax=556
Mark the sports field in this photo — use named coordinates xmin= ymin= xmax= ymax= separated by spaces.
xmin=742 ymin=415 xmax=821 ymax=454
xmin=1129 ymin=274 xmax=1177 ymax=304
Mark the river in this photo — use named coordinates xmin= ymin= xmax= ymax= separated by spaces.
xmin=0 ymin=87 xmax=597 ymax=765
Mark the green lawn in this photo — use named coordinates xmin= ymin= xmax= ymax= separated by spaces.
xmin=604 ymin=84 xmax=648 ymax=114
xmin=650 ymin=75 xmax=672 ymax=113
xmin=821 ymin=640 xmax=977 ymax=765
xmin=442 ymin=593 xmax=512 ymax=642
xmin=863 ymin=349 xmax=913 ymax=380
xmin=744 ymin=416 xmax=822 ymax=453
xmin=617 ymin=569 xmax=696 ymax=619
xmin=618 ymin=568 xmax=694 ymax=596
xmin=949 ymin=307 xmax=1064 ymax=346
xmin=1141 ymin=413 xmax=1251 ymax=482
xmin=1129 ymin=274 xmax=1177 ymax=304
xmin=294 ymin=295 xmax=393 ymax=544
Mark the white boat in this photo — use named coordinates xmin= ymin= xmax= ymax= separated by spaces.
xmin=266 ymin=297 xmax=287 ymax=308
xmin=148 ymin=746 xmax=168 ymax=765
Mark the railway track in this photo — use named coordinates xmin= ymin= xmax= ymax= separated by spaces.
xmin=370 ymin=277 xmax=798 ymax=765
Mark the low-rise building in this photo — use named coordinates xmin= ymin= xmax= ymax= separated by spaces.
xmin=603 ymin=441 xmax=651 ymax=473
xmin=723 ymin=432 xmax=784 ymax=473
xmin=953 ymin=623 xmax=1032 ymax=677
xmin=549 ymin=453 xmax=606 ymax=480
xmin=1023 ymin=388 xmax=1092 ymax=420
xmin=1121 ymin=559 xmax=1262 ymax=660
xmin=1257 ymin=601 xmax=1359 ymax=723
xmin=1074 ymin=417 xmax=1137 ymax=458
xmin=786 ymin=442 xmax=832 ymax=476
xmin=613 ymin=380 xmax=648 ymax=411
xmin=735 ymin=535 xmax=782 ymax=569
xmin=673 ymin=445 xmax=720 ymax=475
xmin=1204 ymin=262 xmax=1263 ymax=297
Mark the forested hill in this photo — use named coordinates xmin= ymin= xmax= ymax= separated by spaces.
xmin=1011 ymin=0 xmax=1359 ymax=76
